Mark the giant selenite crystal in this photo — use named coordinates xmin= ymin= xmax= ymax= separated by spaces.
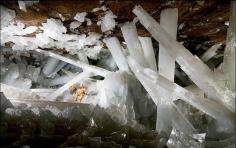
xmin=139 ymin=37 xmax=157 ymax=72
xmin=133 ymin=5 xmax=235 ymax=112
xmin=222 ymin=1 xmax=236 ymax=92
xmin=121 ymin=22 xmax=148 ymax=67
xmin=159 ymin=8 xmax=177 ymax=82
xmin=104 ymin=37 xmax=130 ymax=72
xmin=155 ymin=8 xmax=178 ymax=135
xmin=1 ymin=2 xmax=235 ymax=147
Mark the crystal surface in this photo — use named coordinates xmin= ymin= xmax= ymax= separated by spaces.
xmin=159 ymin=8 xmax=178 ymax=82
xmin=120 ymin=22 xmax=148 ymax=67
xmin=139 ymin=37 xmax=157 ymax=72
xmin=104 ymin=37 xmax=130 ymax=72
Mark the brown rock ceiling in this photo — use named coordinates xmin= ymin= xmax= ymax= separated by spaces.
xmin=1 ymin=0 xmax=230 ymax=46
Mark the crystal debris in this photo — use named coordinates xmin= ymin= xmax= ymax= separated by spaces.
xmin=100 ymin=10 xmax=117 ymax=32
xmin=74 ymin=12 xmax=87 ymax=23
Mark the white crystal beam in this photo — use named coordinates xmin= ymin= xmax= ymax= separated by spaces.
xmin=139 ymin=37 xmax=157 ymax=71
xmin=104 ymin=37 xmax=130 ymax=72
xmin=222 ymin=1 xmax=236 ymax=92
xmin=155 ymin=8 xmax=178 ymax=134
xmin=120 ymin=22 xmax=148 ymax=67
xmin=127 ymin=58 xmax=235 ymax=129
xmin=159 ymin=8 xmax=178 ymax=82
xmin=133 ymin=6 xmax=235 ymax=112
xmin=48 ymin=71 xmax=93 ymax=100
xmin=34 ymin=49 xmax=110 ymax=77
xmin=200 ymin=43 xmax=222 ymax=62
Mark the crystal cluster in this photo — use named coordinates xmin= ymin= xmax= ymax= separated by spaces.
xmin=0 ymin=1 xmax=235 ymax=147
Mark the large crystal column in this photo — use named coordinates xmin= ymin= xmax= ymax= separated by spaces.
xmin=159 ymin=8 xmax=178 ymax=82
xmin=120 ymin=22 xmax=148 ymax=67
xmin=155 ymin=8 xmax=178 ymax=135
xmin=133 ymin=6 xmax=235 ymax=112
xmin=104 ymin=37 xmax=130 ymax=72
xmin=222 ymin=1 xmax=235 ymax=92
xmin=139 ymin=37 xmax=157 ymax=71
